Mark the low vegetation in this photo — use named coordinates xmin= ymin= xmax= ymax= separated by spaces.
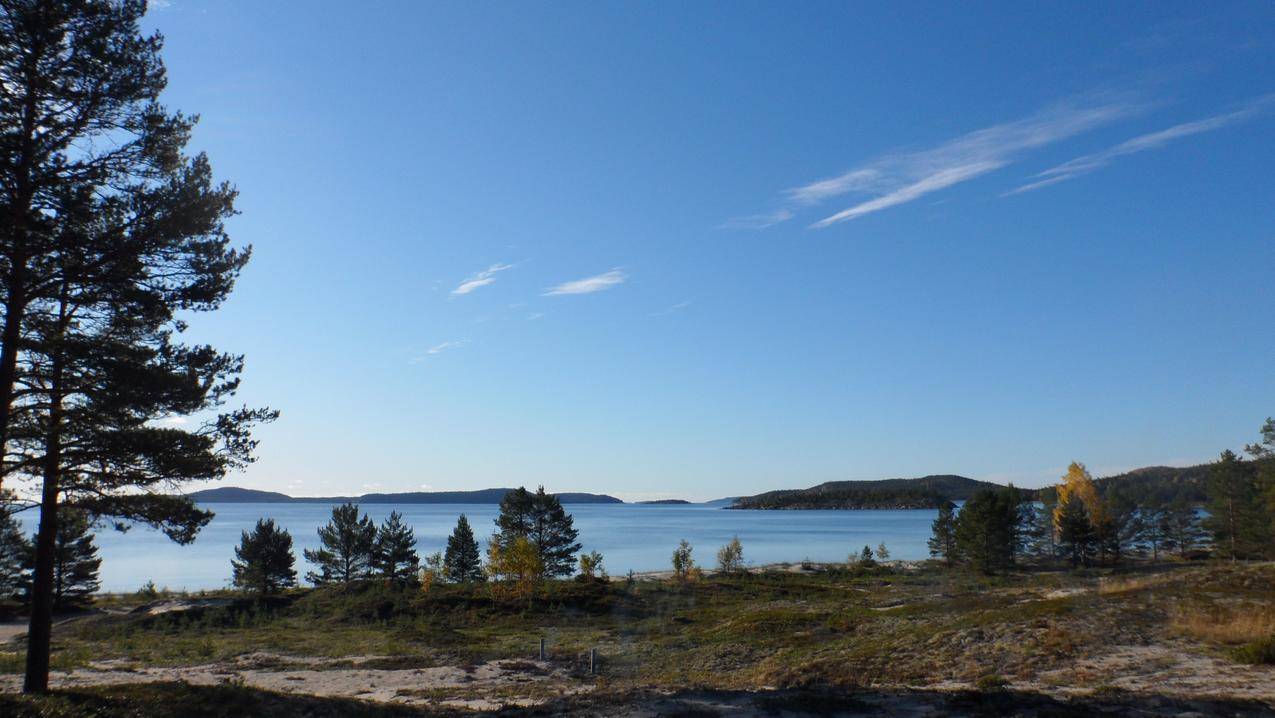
xmin=1 ymin=561 xmax=1273 ymax=713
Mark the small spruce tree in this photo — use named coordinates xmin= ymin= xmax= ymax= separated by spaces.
xmin=0 ymin=502 xmax=31 ymax=604
xmin=231 ymin=518 xmax=297 ymax=596
xmin=304 ymin=503 xmax=376 ymax=585
xmin=953 ymin=487 xmax=1020 ymax=573
xmin=858 ymin=545 xmax=875 ymax=566
xmin=928 ymin=500 xmax=958 ymax=566
xmin=48 ymin=510 xmax=100 ymax=610
xmin=372 ymin=511 xmax=419 ymax=584
xmin=1056 ymin=496 xmax=1096 ymax=568
xmin=443 ymin=514 xmax=484 ymax=583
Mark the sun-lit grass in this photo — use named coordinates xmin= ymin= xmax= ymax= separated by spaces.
xmin=1171 ymin=603 xmax=1275 ymax=645
xmin=1098 ymin=574 xmax=1174 ymax=596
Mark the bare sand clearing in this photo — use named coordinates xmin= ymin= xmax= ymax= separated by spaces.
xmin=2 ymin=641 xmax=1272 ymax=712
xmin=0 ymin=652 xmax=590 ymax=710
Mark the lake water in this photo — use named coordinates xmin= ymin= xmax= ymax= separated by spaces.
xmin=19 ymin=503 xmax=943 ymax=593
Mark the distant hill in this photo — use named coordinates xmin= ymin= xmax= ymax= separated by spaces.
xmin=185 ymin=487 xmax=294 ymax=503
xmin=1093 ymin=459 xmax=1272 ymax=504
xmin=636 ymin=499 xmax=691 ymax=505
xmin=728 ymin=475 xmax=1015 ymax=510
xmin=187 ymin=486 xmax=624 ymax=504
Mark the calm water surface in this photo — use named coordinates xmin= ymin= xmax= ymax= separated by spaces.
xmin=21 ymin=502 xmax=943 ymax=592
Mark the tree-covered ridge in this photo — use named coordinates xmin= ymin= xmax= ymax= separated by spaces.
xmin=1092 ymin=460 xmax=1272 ymax=504
xmin=728 ymin=475 xmax=1012 ymax=510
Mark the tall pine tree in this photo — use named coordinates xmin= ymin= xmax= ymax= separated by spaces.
xmin=304 ymin=503 xmax=376 ymax=585
xmin=492 ymin=486 xmax=580 ymax=578
xmin=443 ymin=514 xmax=483 ymax=583
xmin=1 ymin=1 xmax=274 ymax=693
xmin=1204 ymin=449 xmax=1266 ymax=560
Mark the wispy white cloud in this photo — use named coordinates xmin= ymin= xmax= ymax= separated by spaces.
xmin=157 ymin=416 xmax=188 ymax=426
xmin=544 ymin=269 xmax=626 ymax=296
xmin=527 ymin=312 xmax=545 ymax=320
xmin=650 ymin=300 xmax=692 ymax=317
xmin=795 ymin=99 xmax=1138 ymax=227
xmin=451 ymin=263 xmax=514 ymax=295
xmin=786 ymin=169 xmax=888 ymax=206
xmin=411 ymin=340 xmax=469 ymax=363
xmin=726 ymin=98 xmax=1137 ymax=230
xmin=811 ymin=161 xmax=1003 ymax=228
xmin=427 ymin=340 xmax=467 ymax=354
xmin=1007 ymin=95 xmax=1274 ymax=194
xmin=719 ymin=208 xmax=794 ymax=230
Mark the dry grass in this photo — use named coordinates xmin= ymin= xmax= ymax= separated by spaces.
xmin=1098 ymin=574 xmax=1173 ymax=596
xmin=1171 ymin=603 xmax=1275 ymax=645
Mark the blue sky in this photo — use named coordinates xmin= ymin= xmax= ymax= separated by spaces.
xmin=147 ymin=1 xmax=1275 ymax=500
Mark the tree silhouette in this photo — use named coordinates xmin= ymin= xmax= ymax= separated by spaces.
xmin=493 ymin=487 xmax=580 ymax=578
xmin=232 ymin=519 xmax=297 ymax=596
xmin=49 ymin=509 xmax=99 ymax=610
xmin=304 ymin=503 xmax=376 ymax=585
xmin=443 ymin=514 xmax=483 ymax=583
xmin=927 ymin=500 xmax=957 ymax=566
xmin=372 ymin=511 xmax=419 ymax=584
xmin=0 ymin=1 xmax=274 ymax=692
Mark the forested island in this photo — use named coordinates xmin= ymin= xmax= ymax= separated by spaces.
xmin=728 ymin=475 xmax=1013 ymax=509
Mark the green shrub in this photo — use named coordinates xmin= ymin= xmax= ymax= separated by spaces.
xmin=1233 ymin=636 xmax=1275 ymax=665
xmin=975 ymin=674 xmax=1009 ymax=691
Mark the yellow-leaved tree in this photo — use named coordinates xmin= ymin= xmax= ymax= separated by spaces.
xmin=1053 ymin=462 xmax=1105 ymax=531
xmin=487 ymin=536 xmax=543 ymax=603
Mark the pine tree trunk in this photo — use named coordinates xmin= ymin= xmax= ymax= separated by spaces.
xmin=23 ymin=361 xmax=63 ymax=694
xmin=1 ymin=55 xmax=41 ymax=496
xmin=0 ymin=268 xmax=26 ymax=494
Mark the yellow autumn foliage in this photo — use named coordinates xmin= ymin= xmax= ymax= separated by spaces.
xmin=1052 ymin=461 xmax=1105 ymax=528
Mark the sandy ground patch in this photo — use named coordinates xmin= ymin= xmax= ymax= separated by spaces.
xmin=0 ymin=653 xmax=592 ymax=710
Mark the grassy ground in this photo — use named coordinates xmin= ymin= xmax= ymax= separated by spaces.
xmin=1 ymin=561 xmax=1273 ymax=715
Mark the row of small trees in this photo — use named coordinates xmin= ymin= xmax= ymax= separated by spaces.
xmin=231 ymin=486 xmax=585 ymax=595
xmin=928 ymin=418 xmax=1275 ymax=572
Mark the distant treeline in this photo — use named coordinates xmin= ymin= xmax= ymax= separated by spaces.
xmin=731 ymin=486 xmax=948 ymax=510
xmin=187 ymin=486 xmax=623 ymax=505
